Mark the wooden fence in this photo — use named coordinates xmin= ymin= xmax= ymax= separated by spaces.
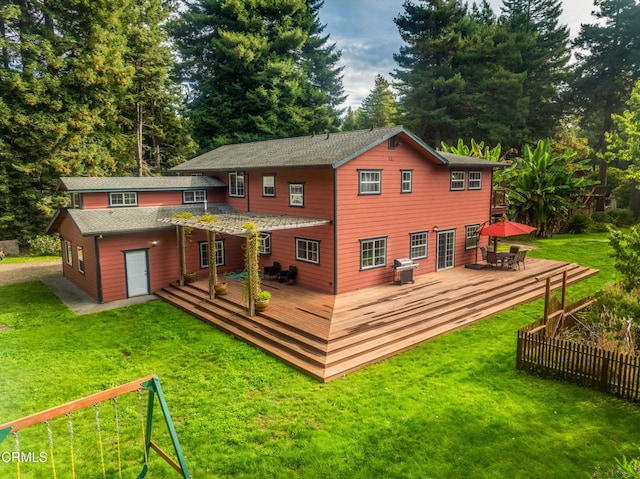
xmin=517 ymin=318 xmax=640 ymax=402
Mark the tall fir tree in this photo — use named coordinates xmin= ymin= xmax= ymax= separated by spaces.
xmin=357 ymin=75 xmax=399 ymax=129
xmin=500 ymin=0 xmax=571 ymax=144
xmin=169 ymin=0 xmax=344 ymax=151
xmin=0 ymin=0 xmax=194 ymax=241
xmin=571 ymin=0 xmax=640 ymax=209
xmin=122 ymin=0 xmax=196 ymax=176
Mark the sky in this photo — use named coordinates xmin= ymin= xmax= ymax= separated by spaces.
xmin=319 ymin=0 xmax=598 ymax=110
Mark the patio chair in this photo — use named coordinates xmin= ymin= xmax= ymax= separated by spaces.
xmin=516 ymin=250 xmax=527 ymax=270
xmin=509 ymin=245 xmax=520 ymax=254
xmin=486 ymin=251 xmax=500 ymax=270
xmin=263 ymin=261 xmax=281 ymax=280
xmin=480 ymin=246 xmax=488 ymax=262
xmin=278 ymin=265 xmax=297 ymax=284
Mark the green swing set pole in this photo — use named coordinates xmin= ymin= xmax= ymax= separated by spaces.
xmin=139 ymin=376 xmax=191 ymax=479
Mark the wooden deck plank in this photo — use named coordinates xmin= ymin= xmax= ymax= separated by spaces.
xmin=157 ymin=257 xmax=599 ymax=381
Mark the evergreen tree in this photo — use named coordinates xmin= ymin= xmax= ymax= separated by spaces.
xmin=169 ymin=0 xmax=344 ymax=151
xmin=357 ymin=75 xmax=399 ymax=129
xmin=571 ymin=0 xmax=640 ymax=210
xmin=341 ymin=107 xmax=361 ymax=132
xmin=122 ymin=0 xmax=195 ymax=176
xmin=393 ymin=0 xmax=472 ymax=147
xmin=394 ymin=0 xmax=529 ymax=148
xmin=0 ymin=0 xmax=133 ymax=241
xmin=500 ymin=0 xmax=571 ymax=144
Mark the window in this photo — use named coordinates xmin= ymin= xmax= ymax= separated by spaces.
xmin=229 ymin=172 xmax=245 ymax=197
xmin=77 ymin=246 xmax=85 ymax=274
xmin=260 ymin=232 xmax=272 ymax=254
xmin=289 ymin=183 xmax=304 ymax=207
xmin=71 ymin=193 xmax=82 ymax=208
xmin=64 ymin=240 xmax=73 ymax=266
xmin=109 ymin=192 xmax=138 ymax=206
xmin=296 ymin=238 xmax=319 ymax=264
xmin=450 ymin=171 xmax=465 ymax=191
xmin=410 ymin=232 xmax=428 ymax=259
xmin=360 ymin=237 xmax=387 ymax=269
xmin=183 ymin=190 xmax=206 ymax=203
xmin=388 ymin=136 xmax=397 ymax=150
xmin=199 ymin=240 xmax=225 ymax=268
xmin=466 ymin=225 xmax=480 ymax=249
xmin=469 ymin=171 xmax=482 ymax=190
xmin=401 ymin=170 xmax=413 ymax=193
xmin=359 ymin=170 xmax=381 ymax=194
xmin=262 ymin=175 xmax=275 ymax=197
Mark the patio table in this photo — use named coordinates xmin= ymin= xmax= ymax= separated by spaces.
xmin=496 ymin=252 xmax=516 ymax=269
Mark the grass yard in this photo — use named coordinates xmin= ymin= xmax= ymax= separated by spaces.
xmin=1 ymin=233 xmax=638 ymax=478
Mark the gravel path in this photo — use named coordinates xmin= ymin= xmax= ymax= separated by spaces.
xmin=0 ymin=259 xmax=62 ymax=286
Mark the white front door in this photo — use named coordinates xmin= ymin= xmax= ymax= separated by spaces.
xmin=436 ymin=230 xmax=455 ymax=271
xmin=125 ymin=250 xmax=149 ymax=297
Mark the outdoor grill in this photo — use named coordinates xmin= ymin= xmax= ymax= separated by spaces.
xmin=393 ymin=258 xmax=418 ymax=285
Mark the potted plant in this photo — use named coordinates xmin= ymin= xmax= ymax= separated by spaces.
xmin=255 ymin=290 xmax=271 ymax=312
xmin=214 ymin=282 xmax=228 ymax=296
xmin=184 ymin=271 xmax=197 ymax=283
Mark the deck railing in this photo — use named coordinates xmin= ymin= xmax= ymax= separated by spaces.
xmin=516 ymin=317 xmax=640 ymax=402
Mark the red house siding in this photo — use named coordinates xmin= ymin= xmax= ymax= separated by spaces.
xmin=334 ymin=141 xmax=492 ymax=294
xmin=60 ymin=218 xmax=99 ymax=301
xmin=76 ymin=189 xmax=226 ymax=210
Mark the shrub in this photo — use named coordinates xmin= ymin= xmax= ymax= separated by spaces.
xmin=27 ymin=234 xmax=61 ymax=256
xmin=591 ymin=211 xmax=611 ymax=224
xmin=609 ymin=225 xmax=640 ymax=291
xmin=592 ymin=455 xmax=640 ymax=478
xmin=608 ymin=208 xmax=635 ymax=227
xmin=567 ymin=211 xmax=591 ymax=233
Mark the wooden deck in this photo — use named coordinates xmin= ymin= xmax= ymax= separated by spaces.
xmin=155 ymin=258 xmax=598 ymax=382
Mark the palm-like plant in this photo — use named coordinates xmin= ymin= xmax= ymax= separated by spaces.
xmin=505 ymin=140 xmax=596 ymax=237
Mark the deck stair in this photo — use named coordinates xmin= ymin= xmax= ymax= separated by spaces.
xmin=156 ymin=259 xmax=598 ymax=382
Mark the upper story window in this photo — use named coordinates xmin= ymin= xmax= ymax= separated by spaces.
xmin=388 ymin=136 xmax=397 ymax=150
xmin=262 ymin=175 xmax=275 ymax=197
xmin=468 ymin=171 xmax=482 ymax=190
xmin=109 ymin=192 xmax=138 ymax=206
xmin=71 ymin=193 xmax=83 ymax=208
xmin=359 ymin=170 xmax=382 ymax=195
xmin=289 ymin=183 xmax=304 ymax=207
xmin=401 ymin=170 xmax=413 ymax=193
xmin=229 ymin=172 xmax=245 ymax=197
xmin=183 ymin=190 xmax=206 ymax=203
xmin=450 ymin=171 xmax=465 ymax=191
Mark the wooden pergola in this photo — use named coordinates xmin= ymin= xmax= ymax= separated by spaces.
xmin=158 ymin=213 xmax=331 ymax=315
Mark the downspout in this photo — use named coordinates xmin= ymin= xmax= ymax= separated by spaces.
xmin=246 ymin=172 xmax=250 ymax=212
xmin=333 ymin=168 xmax=338 ymax=295
xmin=94 ymin=235 xmax=103 ymax=303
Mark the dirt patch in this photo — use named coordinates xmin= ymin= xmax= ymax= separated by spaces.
xmin=0 ymin=259 xmax=62 ymax=286
xmin=0 ymin=324 xmax=13 ymax=332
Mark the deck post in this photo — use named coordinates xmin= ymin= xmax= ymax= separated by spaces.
xmin=177 ymin=225 xmax=186 ymax=286
xmin=207 ymin=230 xmax=216 ymax=300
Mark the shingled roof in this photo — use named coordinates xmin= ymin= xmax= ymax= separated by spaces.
xmin=58 ymin=176 xmax=225 ymax=192
xmin=48 ymin=204 xmax=233 ymax=236
xmin=169 ymin=126 xmax=499 ymax=173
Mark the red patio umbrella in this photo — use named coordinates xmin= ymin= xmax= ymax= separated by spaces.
xmin=479 ymin=219 xmax=537 ymax=252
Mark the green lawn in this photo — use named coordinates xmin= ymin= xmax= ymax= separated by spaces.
xmin=0 ymin=233 xmax=638 ymax=478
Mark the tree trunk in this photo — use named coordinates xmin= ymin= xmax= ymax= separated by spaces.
xmin=136 ymin=102 xmax=144 ymax=177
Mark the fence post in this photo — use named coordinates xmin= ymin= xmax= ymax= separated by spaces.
xmin=600 ymin=353 xmax=610 ymax=393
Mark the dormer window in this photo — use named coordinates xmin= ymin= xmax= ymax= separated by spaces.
xmin=109 ymin=192 xmax=138 ymax=206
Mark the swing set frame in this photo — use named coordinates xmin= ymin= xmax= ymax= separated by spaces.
xmin=0 ymin=374 xmax=190 ymax=478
